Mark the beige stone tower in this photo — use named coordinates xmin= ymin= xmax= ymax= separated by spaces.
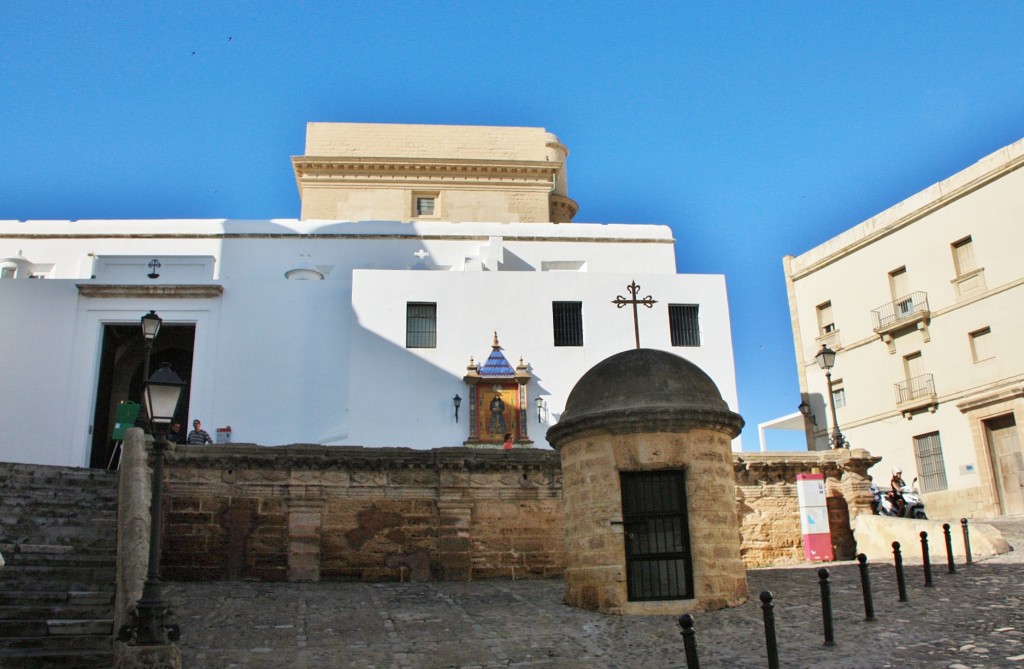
xmin=546 ymin=349 xmax=746 ymax=615
xmin=292 ymin=123 xmax=578 ymax=223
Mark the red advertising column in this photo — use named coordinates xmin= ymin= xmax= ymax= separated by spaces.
xmin=796 ymin=472 xmax=834 ymax=562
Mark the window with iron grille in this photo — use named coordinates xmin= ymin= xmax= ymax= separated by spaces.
xmin=669 ymin=304 xmax=701 ymax=347
xmin=913 ymin=432 xmax=948 ymax=493
xmin=552 ymin=301 xmax=583 ymax=346
xmin=406 ymin=302 xmax=437 ymax=348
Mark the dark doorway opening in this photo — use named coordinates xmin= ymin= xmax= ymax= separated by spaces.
xmin=620 ymin=469 xmax=694 ymax=601
xmin=90 ymin=323 xmax=195 ymax=469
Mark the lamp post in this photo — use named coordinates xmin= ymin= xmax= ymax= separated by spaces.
xmin=814 ymin=344 xmax=848 ymax=449
xmin=535 ymin=396 xmax=544 ymax=424
xmin=119 ymin=362 xmax=185 ymax=645
xmin=453 ymin=394 xmax=462 ymax=423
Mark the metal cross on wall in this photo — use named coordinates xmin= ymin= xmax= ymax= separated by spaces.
xmin=612 ymin=280 xmax=657 ymax=349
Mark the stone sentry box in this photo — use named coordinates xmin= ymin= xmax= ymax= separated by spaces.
xmin=547 ymin=349 xmax=746 ymax=615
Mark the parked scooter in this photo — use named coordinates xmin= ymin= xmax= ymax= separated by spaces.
xmin=872 ymin=478 xmax=927 ymax=519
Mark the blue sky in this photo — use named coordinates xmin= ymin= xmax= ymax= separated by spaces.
xmin=3 ymin=2 xmax=1023 ymax=450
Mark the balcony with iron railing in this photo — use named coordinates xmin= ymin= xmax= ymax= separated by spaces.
xmin=894 ymin=372 xmax=937 ymax=417
xmin=871 ymin=292 xmax=930 ymax=334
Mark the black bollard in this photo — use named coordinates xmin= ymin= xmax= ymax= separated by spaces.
xmin=760 ymin=591 xmax=781 ymax=669
xmin=818 ymin=568 xmax=836 ymax=646
xmin=678 ymin=614 xmax=700 ymax=669
xmin=920 ymin=531 xmax=933 ymax=587
xmin=856 ymin=553 xmax=876 ymax=621
xmin=961 ymin=518 xmax=973 ymax=564
xmin=943 ymin=523 xmax=956 ymax=574
xmin=893 ymin=541 xmax=908 ymax=602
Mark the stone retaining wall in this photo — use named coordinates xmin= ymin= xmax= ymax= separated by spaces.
xmin=159 ymin=444 xmax=878 ymax=582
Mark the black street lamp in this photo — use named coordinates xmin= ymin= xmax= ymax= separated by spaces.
xmin=814 ymin=344 xmax=848 ymax=449
xmin=140 ymin=310 xmax=162 ymax=396
xmin=535 ymin=396 xmax=545 ymax=424
xmin=453 ymin=394 xmax=462 ymax=423
xmin=119 ymin=362 xmax=185 ymax=646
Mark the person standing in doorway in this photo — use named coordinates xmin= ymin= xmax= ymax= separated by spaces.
xmin=187 ymin=419 xmax=213 ymax=445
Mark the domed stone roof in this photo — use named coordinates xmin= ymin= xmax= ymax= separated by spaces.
xmin=546 ymin=348 xmax=743 ymax=447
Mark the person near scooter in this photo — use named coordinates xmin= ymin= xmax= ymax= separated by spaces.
xmin=889 ymin=467 xmax=907 ymax=517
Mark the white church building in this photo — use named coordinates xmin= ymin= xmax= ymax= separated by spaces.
xmin=0 ymin=123 xmax=740 ymax=468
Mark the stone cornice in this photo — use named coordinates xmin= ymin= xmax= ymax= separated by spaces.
xmin=733 ymin=449 xmax=880 ymax=485
xmin=956 ymin=383 xmax=1024 ymax=413
xmin=165 ymin=443 xmax=561 ymax=473
xmin=292 ymin=157 xmax=562 ymax=193
xmin=546 ymin=407 xmax=745 ymax=449
xmin=789 ymin=144 xmax=1024 ymax=279
xmin=76 ymin=284 xmax=223 ymax=299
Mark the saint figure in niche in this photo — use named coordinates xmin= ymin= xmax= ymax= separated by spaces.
xmin=488 ymin=394 xmax=507 ymax=434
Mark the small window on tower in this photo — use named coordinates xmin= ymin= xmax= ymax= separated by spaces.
xmin=413 ymin=193 xmax=438 ymax=218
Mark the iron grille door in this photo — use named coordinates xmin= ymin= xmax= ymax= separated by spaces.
xmin=620 ymin=470 xmax=694 ymax=601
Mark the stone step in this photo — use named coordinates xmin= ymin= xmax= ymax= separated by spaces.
xmin=0 ymin=590 xmax=114 ymax=605
xmin=0 ymin=525 xmax=119 ymax=549
xmin=0 ymin=631 xmax=112 ymax=652
xmin=0 ymin=604 xmax=114 ymax=620
xmin=0 ymin=648 xmax=114 ymax=669
xmin=2 ymin=551 xmax=116 ymax=569
xmin=2 ymin=652 xmax=114 ymax=669
xmin=48 ymin=618 xmax=112 ymax=636
xmin=0 ymin=566 xmax=115 ymax=591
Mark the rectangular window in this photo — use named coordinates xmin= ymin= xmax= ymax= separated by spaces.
xmin=1 ymin=267 xmax=15 ymax=279
xmin=406 ymin=302 xmax=436 ymax=348
xmin=816 ymin=301 xmax=835 ymax=335
xmin=913 ymin=432 xmax=948 ymax=493
xmin=416 ymin=197 xmax=435 ymax=216
xmin=552 ymin=301 xmax=583 ymax=346
xmin=952 ymin=236 xmax=977 ymax=277
xmin=831 ymin=379 xmax=846 ymax=409
xmin=970 ymin=327 xmax=994 ymax=362
xmin=669 ymin=304 xmax=701 ymax=347
xmin=413 ymin=192 xmax=438 ymax=217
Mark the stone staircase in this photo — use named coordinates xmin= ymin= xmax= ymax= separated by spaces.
xmin=0 ymin=462 xmax=118 ymax=668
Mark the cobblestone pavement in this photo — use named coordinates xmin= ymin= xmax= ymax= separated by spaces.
xmin=167 ymin=517 xmax=1024 ymax=669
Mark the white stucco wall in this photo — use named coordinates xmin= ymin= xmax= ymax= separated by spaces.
xmin=0 ymin=219 xmax=740 ymax=466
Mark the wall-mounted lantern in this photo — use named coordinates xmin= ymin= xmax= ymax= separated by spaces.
xmin=453 ymin=394 xmax=462 ymax=423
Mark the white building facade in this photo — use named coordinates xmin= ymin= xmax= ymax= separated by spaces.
xmin=0 ymin=123 xmax=740 ymax=468
xmin=784 ymin=138 xmax=1024 ymax=519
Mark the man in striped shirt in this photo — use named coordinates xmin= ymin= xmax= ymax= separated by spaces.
xmin=187 ymin=419 xmax=213 ymax=445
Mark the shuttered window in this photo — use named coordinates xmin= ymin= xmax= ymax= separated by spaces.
xmin=669 ymin=304 xmax=701 ymax=347
xmin=406 ymin=302 xmax=437 ymax=348
xmin=952 ymin=237 xmax=977 ymax=276
xmin=552 ymin=301 xmax=583 ymax=346
xmin=913 ymin=432 xmax=948 ymax=493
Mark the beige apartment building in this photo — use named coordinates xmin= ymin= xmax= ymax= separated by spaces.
xmin=784 ymin=138 xmax=1024 ymax=519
